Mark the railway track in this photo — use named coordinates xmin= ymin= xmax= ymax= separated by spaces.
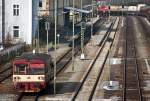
xmin=16 ymin=93 xmax=39 ymax=101
xmin=0 ymin=49 xmax=73 ymax=84
xmin=71 ymin=18 xmax=119 ymax=101
xmin=136 ymin=16 xmax=150 ymax=40
xmin=0 ymin=43 xmax=25 ymax=83
xmin=16 ymin=47 xmax=80 ymax=101
xmin=1 ymin=18 xmax=108 ymax=101
xmin=0 ymin=43 xmax=25 ymax=65
xmin=0 ymin=67 xmax=12 ymax=83
xmin=17 ymin=19 xmax=107 ymax=101
xmin=0 ymin=63 xmax=11 ymax=74
xmin=0 ymin=18 xmax=104 ymax=84
xmin=0 ymin=63 xmax=12 ymax=83
xmin=17 ymin=19 xmax=111 ymax=101
xmin=0 ymin=47 xmax=74 ymax=101
xmin=122 ymin=16 xmax=143 ymax=101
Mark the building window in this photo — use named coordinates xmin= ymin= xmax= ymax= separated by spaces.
xmin=13 ymin=5 xmax=19 ymax=16
xmin=13 ymin=26 xmax=19 ymax=38
xmin=39 ymin=0 xmax=42 ymax=7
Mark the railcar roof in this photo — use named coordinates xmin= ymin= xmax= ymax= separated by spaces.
xmin=17 ymin=53 xmax=51 ymax=61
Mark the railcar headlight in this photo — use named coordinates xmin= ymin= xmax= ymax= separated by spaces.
xmin=41 ymin=76 xmax=44 ymax=80
xmin=14 ymin=77 xmax=21 ymax=80
xmin=14 ymin=77 xmax=16 ymax=79
xmin=17 ymin=77 xmax=21 ymax=80
xmin=38 ymin=76 xmax=44 ymax=80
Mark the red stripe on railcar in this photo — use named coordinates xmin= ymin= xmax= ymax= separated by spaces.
xmin=13 ymin=59 xmax=28 ymax=64
xmin=30 ymin=64 xmax=45 ymax=68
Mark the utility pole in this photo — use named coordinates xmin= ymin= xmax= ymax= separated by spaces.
xmin=91 ymin=0 xmax=94 ymax=38
xmin=54 ymin=0 xmax=57 ymax=95
xmin=122 ymin=1 xmax=124 ymax=27
xmin=108 ymin=0 xmax=111 ymax=21
xmin=45 ymin=21 xmax=50 ymax=54
xmin=37 ymin=13 xmax=40 ymax=53
xmin=2 ymin=0 xmax=5 ymax=44
xmin=72 ymin=0 xmax=75 ymax=71
xmin=38 ymin=17 xmax=39 ymax=52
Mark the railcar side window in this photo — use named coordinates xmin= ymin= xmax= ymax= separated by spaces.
xmin=29 ymin=68 xmax=44 ymax=75
xmin=29 ymin=63 xmax=45 ymax=75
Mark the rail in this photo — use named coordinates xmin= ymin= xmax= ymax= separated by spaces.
xmin=122 ymin=16 xmax=143 ymax=101
xmin=71 ymin=17 xmax=119 ymax=101
xmin=13 ymin=18 xmax=105 ymax=101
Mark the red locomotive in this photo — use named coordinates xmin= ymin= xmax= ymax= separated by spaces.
xmin=12 ymin=53 xmax=53 ymax=92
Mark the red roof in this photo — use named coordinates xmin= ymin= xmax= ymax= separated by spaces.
xmin=30 ymin=59 xmax=45 ymax=64
xmin=13 ymin=59 xmax=28 ymax=64
xmin=98 ymin=5 xmax=109 ymax=11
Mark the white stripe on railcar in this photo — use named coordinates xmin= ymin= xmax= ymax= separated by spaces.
xmin=13 ymin=75 xmax=45 ymax=82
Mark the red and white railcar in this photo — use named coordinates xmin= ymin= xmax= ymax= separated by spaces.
xmin=12 ymin=53 xmax=53 ymax=92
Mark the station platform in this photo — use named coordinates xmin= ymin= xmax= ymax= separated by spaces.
xmin=47 ymin=17 xmax=100 ymax=61
xmin=38 ymin=17 xmax=118 ymax=100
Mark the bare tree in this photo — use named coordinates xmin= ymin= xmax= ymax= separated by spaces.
xmin=5 ymin=32 xmax=12 ymax=47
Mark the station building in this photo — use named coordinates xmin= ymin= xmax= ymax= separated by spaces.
xmin=0 ymin=0 xmax=91 ymax=44
xmin=0 ymin=0 xmax=39 ymax=44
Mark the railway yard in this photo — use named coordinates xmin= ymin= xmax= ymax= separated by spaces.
xmin=0 ymin=15 xmax=150 ymax=101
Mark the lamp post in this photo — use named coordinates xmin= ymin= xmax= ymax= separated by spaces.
xmin=45 ymin=21 xmax=50 ymax=54
xmin=72 ymin=0 xmax=75 ymax=71
xmin=57 ymin=34 xmax=60 ymax=48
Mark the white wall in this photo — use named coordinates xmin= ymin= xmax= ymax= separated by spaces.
xmin=0 ymin=0 xmax=2 ymax=43
xmin=4 ymin=0 xmax=33 ymax=44
xmin=128 ymin=6 xmax=138 ymax=11
xmin=4 ymin=0 xmax=39 ymax=44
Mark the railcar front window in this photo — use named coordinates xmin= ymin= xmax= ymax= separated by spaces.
xmin=14 ymin=64 xmax=27 ymax=74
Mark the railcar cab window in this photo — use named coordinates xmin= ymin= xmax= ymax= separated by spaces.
xmin=14 ymin=64 xmax=28 ymax=74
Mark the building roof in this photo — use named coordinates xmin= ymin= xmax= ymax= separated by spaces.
xmin=64 ymin=7 xmax=91 ymax=14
